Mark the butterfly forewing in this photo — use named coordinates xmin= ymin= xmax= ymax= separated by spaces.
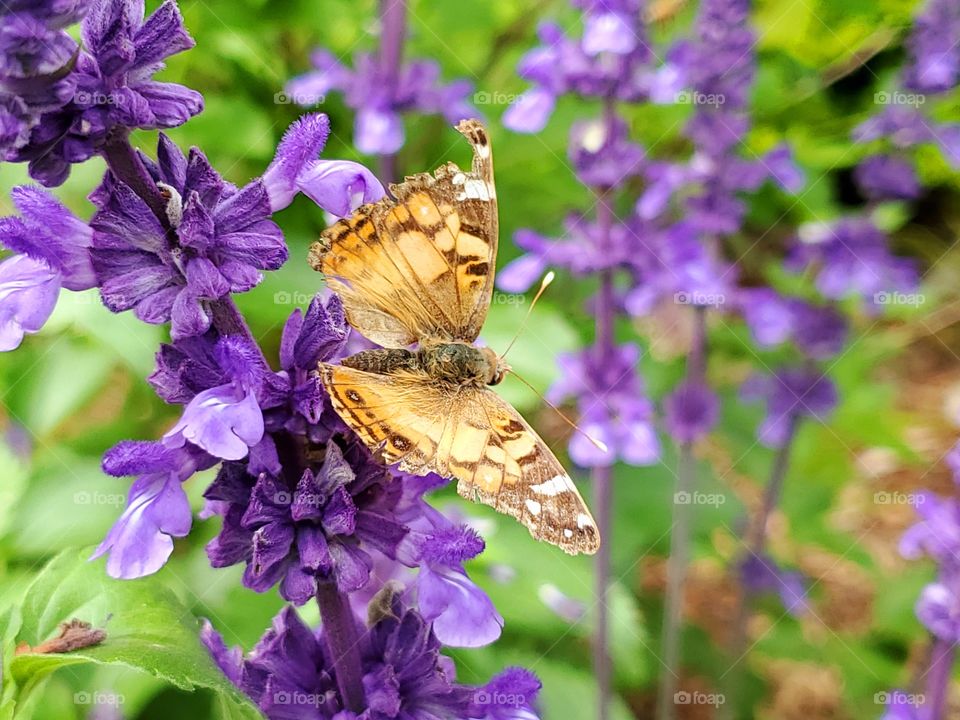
xmin=309 ymin=119 xmax=498 ymax=346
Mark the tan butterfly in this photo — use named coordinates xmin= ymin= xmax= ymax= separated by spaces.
xmin=308 ymin=119 xmax=600 ymax=555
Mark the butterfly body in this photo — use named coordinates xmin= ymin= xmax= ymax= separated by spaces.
xmin=311 ymin=119 xmax=600 ymax=555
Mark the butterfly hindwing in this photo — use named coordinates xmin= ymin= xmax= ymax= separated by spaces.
xmin=320 ymin=363 xmax=600 ymax=555
xmin=309 ymin=119 xmax=498 ymax=346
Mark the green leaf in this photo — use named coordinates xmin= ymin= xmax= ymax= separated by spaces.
xmin=8 ymin=549 xmax=260 ymax=719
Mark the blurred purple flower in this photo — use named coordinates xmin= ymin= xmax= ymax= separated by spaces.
xmin=663 ymin=380 xmax=720 ymax=444
xmin=569 ymin=115 xmax=645 ymax=187
xmin=473 ymin=667 xmax=543 ymax=720
xmin=899 ymin=492 xmax=960 ymax=570
xmin=740 ymin=367 xmax=838 ymax=448
xmin=287 ymin=51 xmax=475 ymax=155
xmin=10 ymin=0 xmax=203 ymax=186
xmin=739 ymin=553 xmax=807 ymax=615
xmin=902 ymin=0 xmax=960 ymax=95
xmin=547 ymin=344 xmax=659 ymax=467
xmin=0 ymin=255 xmax=61 ymax=351
xmin=854 ymin=154 xmax=921 ymax=201
xmin=916 ymin=578 xmax=960 ymax=642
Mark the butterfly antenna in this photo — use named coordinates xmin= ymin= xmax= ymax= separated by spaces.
xmin=507 ymin=369 xmax=609 ymax=454
xmin=500 ymin=271 xmax=555 ymax=361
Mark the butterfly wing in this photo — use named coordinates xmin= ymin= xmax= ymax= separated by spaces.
xmin=309 ymin=119 xmax=498 ymax=347
xmin=319 ymin=363 xmax=600 ymax=555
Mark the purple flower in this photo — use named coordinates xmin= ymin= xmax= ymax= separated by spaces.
xmin=902 ymin=0 xmax=960 ymax=95
xmin=10 ymin=0 xmax=203 ymax=186
xmin=287 ymin=51 xmax=476 ymax=155
xmin=739 ymin=553 xmax=807 ymax=615
xmin=473 ymin=667 xmax=543 ymax=720
xmin=916 ymin=578 xmax=960 ymax=642
xmin=569 ymin=115 xmax=645 ymax=187
xmin=740 ymin=367 xmax=838 ymax=448
xmin=92 ymin=441 xmax=215 ymax=578
xmin=788 ymin=219 xmax=919 ymax=305
xmin=203 ymin=595 xmax=491 ymax=719
xmin=899 ymin=492 xmax=960 ymax=570
xmin=547 ymin=345 xmax=659 ymax=467
xmin=0 ymin=185 xmax=96 ymax=348
xmin=204 ymin=440 xmax=408 ymax=604
xmin=406 ymin=524 xmax=503 ymax=648
xmin=504 ymin=20 xmax=655 ymax=134
xmin=261 ymin=113 xmax=386 ymax=215
xmin=854 ymin=155 xmax=921 ymax=201
xmin=663 ymin=381 xmax=719 ymax=444
xmin=90 ymin=133 xmax=286 ymax=338
xmin=880 ymin=689 xmax=924 ymax=720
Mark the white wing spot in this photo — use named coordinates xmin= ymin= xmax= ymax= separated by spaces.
xmin=563 ymin=529 xmax=574 ymax=538
xmin=531 ymin=475 xmax=571 ymax=497
xmin=452 ymin=172 xmax=466 ymax=184
xmin=455 ymin=178 xmax=490 ymax=201
xmin=525 ymin=499 xmax=542 ymax=516
xmin=576 ymin=513 xmax=594 ymax=529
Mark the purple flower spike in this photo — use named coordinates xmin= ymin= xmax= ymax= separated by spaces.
xmin=10 ymin=0 xmax=203 ymax=186
xmin=916 ymin=579 xmax=960 ymax=642
xmin=740 ymin=367 xmax=838 ymax=448
xmin=0 ymin=255 xmax=61 ymax=351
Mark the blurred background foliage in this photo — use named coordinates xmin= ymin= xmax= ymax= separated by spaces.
xmin=1 ymin=0 xmax=959 ymax=718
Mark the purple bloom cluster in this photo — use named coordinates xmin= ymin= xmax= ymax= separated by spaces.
xmin=0 ymin=1 xmax=546 ymax=712
xmin=7 ymin=0 xmax=203 ymax=186
xmin=287 ymin=50 xmax=475 ymax=156
xmin=202 ymin=594 xmax=539 ymax=720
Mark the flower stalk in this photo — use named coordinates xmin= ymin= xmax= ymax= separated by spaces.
xmin=316 ymin=580 xmax=367 ymax=712
xmin=656 ymin=304 xmax=707 ymax=720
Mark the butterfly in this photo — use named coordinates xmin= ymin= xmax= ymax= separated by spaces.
xmin=308 ymin=119 xmax=600 ymax=555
